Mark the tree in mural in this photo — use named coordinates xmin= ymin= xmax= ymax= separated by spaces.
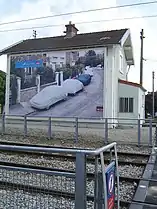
xmin=37 ymin=66 xmax=55 ymax=85
xmin=84 ymin=50 xmax=103 ymax=67
xmin=10 ymin=74 xmax=18 ymax=105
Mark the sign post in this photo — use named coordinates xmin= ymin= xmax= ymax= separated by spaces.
xmin=100 ymin=146 xmax=119 ymax=209
xmin=105 ymin=161 xmax=115 ymax=209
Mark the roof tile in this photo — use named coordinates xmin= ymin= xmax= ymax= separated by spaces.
xmin=0 ymin=28 xmax=128 ymax=54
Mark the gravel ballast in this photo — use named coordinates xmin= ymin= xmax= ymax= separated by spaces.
xmin=2 ymin=122 xmax=154 ymax=147
xmin=0 ymin=168 xmax=137 ymax=205
xmin=0 ymin=128 xmax=151 ymax=208
xmin=0 ymin=188 xmax=129 ymax=209
xmin=0 ymin=152 xmax=145 ymax=178
xmin=0 ymin=133 xmax=152 ymax=153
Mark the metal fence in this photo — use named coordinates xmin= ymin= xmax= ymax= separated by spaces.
xmin=0 ymin=142 xmax=119 ymax=209
xmin=0 ymin=114 xmax=156 ymax=147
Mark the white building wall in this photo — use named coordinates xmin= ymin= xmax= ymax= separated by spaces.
xmin=103 ymin=45 xmax=129 ymax=125
xmin=113 ymin=45 xmax=120 ymax=121
xmin=115 ymin=45 xmax=128 ymax=80
xmin=103 ymin=46 xmax=118 ymax=123
xmin=138 ymin=88 xmax=145 ymax=121
xmin=118 ymin=83 xmax=139 ymax=125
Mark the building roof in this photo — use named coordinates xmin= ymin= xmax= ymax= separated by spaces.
xmin=0 ymin=70 xmax=6 ymax=75
xmin=118 ymin=79 xmax=147 ymax=92
xmin=0 ymin=28 xmax=128 ymax=55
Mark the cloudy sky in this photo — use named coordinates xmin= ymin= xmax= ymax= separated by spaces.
xmin=0 ymin=0 xmax=157 ymax=91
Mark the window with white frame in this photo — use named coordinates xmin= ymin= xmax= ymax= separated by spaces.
xmin=119 ymin=54 xmax=123 ymax=74
xmin=119 ymin=97 xmax=134 ymax=113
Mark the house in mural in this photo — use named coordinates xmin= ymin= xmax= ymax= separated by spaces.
xmin=0 ymin=21 xmax=146 ymax=123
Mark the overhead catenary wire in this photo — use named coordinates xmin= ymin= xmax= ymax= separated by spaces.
xmin=0 ymin=1 xmax=156 ymax=27
xmin=1 ymin=14 xmax=157 ymax=33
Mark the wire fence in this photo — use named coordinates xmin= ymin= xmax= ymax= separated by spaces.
xmin=0 ymin=114 xmax=156 ymax=147
xmin=0 ymin=168 xmax=75 ymax=209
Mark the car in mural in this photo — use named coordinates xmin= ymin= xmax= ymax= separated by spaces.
xmin=62 ymin=79 xmax=84 ymax=95
xmin=76 ymin=74 xmax=91 ymax=86
xmin=84 ymin=66 xmax=94 ymax=77
xmin=30 ymin=86 xmax=68 ymax=110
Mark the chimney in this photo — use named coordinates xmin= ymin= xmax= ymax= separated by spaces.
xmin=64 ymin=21 xmax=79 ymax=38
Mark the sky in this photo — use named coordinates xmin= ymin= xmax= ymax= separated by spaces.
xmin=0 ymin=0 xmax=157 ymax=91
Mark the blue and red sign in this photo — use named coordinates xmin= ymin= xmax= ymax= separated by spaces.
xmin=105 ymin=162 xmax=115 ymax=209
xmin=15 ymin=59 xmax=43 ymax=68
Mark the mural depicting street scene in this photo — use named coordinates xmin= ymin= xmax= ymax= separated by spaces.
xmin=9 ymin=48 xmax=104 ymax=118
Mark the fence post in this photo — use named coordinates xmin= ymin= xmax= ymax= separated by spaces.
xmin=24 ymin=115 xmax=27 ymax=137
xmin=17 ymin=77 xmax=21 ymax=103
xmin=155 ymin=125 xmax=157 ymax=146
xmin=94 ymin=157 xmax=99 ymax=209
xmin=149 ymin=119 xmax=153 ymax=147
xmin=2 ymin=113 xmax=5 ymax=134
xmin=75 ymin=153 xmax=86 ymax=209
xmin=97 ymin=173 xmax=103 ymax=209
xmin=105 ymin=118 xmax=108 ymax=144
xmin=138 ymin=119 xmax=141 ymax=147
xmin=48 ymin=117 xmax=52 ymax=139
xmin=75 ymin=117 xmax=78 ymax=143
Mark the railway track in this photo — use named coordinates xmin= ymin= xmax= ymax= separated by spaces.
xmin=0 ymin=161 xmax=139 ymax=209
xmin=0 ymin=141 xmax=151 ymax=209
xmin=0 ymin=140 xmax=150 ymax=164
xmin=0 ymin=160 xmax=141 ymax=182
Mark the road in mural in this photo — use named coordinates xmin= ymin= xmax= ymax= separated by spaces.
xmin=8 ymin=48 xmax=104 ymax=118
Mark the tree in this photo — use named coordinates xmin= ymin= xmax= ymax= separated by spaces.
xmin=0 ymin=70 xmax=6 ymax=113
xmin=145 ymin=91 xmax=157 ymax=117
xmin=84 ymin=50 xmax=103 ymax=67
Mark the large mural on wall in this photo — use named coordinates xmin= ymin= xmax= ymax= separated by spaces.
xmin=8 ymin=48 xmax=104 ymax=118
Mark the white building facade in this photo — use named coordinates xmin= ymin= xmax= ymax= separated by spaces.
xmin=1 ymin=22 xmax=146 ymax=122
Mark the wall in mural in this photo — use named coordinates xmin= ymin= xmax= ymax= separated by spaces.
xmin=8 ymin=48 xmax=104 ymax=118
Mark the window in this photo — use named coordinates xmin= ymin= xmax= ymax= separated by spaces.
xmin=119 ymin=97 xmax=134 ymax=113
xmin=119 ymin=54 xmax=123 ymax=74
xmin=53 ymin=56 xmax=58 ymax=59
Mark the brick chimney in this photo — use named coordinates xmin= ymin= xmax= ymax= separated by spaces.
xmin=64 ymin=21 xmax=79 ymax=38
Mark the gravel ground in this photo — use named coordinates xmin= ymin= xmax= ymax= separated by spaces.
xmin=1 ymin=123 xmax=154 ymax=148
xmin=0 ymin=150 xmax=149 ymax=166
xmin=116 ymin=154 xmax=148 ymax=163
xmin=0 ymin=129 xmax=150 ymax=208
xmin=118 ymin=165 xmax=144 ymax=178
xmin=116 ymin=181 xmax=137 ymax=201
xmin=0 ymin=168 xmax=136 ymax=204
xmin=0 ymin=160 xmax=138 ymax=198
xmin=0 ymin=189 xmax=76 ymax=209
xmin=116 ymin=144 xmax=151 ymax=154
xmin=0 ymin=188 xmax=129 ymax=209
xmin=0 ymin=133 xmax=152 ymax=154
